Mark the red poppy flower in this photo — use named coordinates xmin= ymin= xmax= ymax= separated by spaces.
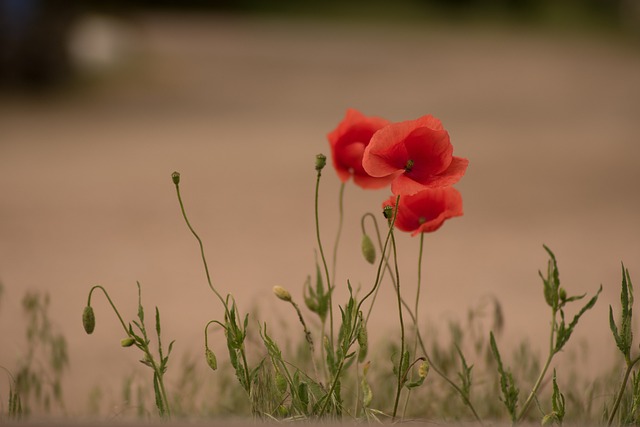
xmin=383 ymin=187 xmax=463 ymax=235
xmin=362 ymin=115 xmax=469 ymax=195
xmin=327 ymin=109 xmax=395 ymax=189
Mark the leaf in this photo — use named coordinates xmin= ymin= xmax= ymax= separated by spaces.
xmin=554 ymin=285 xmax=602 ymax=353
xmin=490 ymin=332 xmax=519 ymax=422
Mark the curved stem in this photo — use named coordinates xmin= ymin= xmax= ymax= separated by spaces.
xmin=314 ymin=168 xmax=334 ymax=346
xmin=319 ymin=198 xmax=401 ymax=418
xmin=361 ymin=213 xmax=386 ymax=325
xmin=173 ymin=182 xmax=226 ymax=309
xmin=364 ymin=236 xmax=484 ymax=425
xmin=391 ymin=232 xmax=406 ymax=421
xmin=88 ymin=285 xmax=129 ymax=334
xmin=608 ymin=355 xmax=640 ymax=426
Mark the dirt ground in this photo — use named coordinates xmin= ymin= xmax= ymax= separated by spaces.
xmin=1 ymin=12 xmax=640 ymax=418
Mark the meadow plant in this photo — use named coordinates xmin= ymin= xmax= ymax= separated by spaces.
xmin=76 ymin=108 xmax=624 ymax=424
xmin=82 ymin=282 xmax=174 ymax=418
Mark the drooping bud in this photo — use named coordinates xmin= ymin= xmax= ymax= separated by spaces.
xmin=315 ymin=154 xmax=327 ymax=171
xmin=121 ymin=337 xmax=136 ymax=347
xmin=418 ymin=360 xmax=430 ymax=379
xmin=273 ymin=286 xmax=292 ymax=302
xmin=82 ymin=306 xmax=95 ymax=334
xmin=171 ymin=171 xmax=180 ymax=185
xmin=361 ymin=234 xmax=376 ymax=264
xmin=205 ymin=348 xmax=217 ymax=371
xmin=357 ymin=323 xmax=368 ymax=363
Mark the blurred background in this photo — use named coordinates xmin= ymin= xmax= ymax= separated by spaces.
xmin=1 ymin=0 xmax=640 ymax=419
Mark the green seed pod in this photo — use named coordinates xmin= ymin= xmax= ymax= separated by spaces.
xmin=383 ymin=205 xmax=394 ymax=220
xmin=273 ymin=285 xmax=292 ymax=302
xmin=171 ymin=171 xmax=180 ymax=185
xmin=315 ymin=154 xmax=327 ymax=171
xmin=205 ymin=348 xmax=217 ymax=371
xmin=82 ymin=306 xmax=95 ymax=334
xmin=121 ymin=337 xmax=136 ymax=347
xmin=361 ymin=234 xmax=376 ymax=264
xmin=559 ymin=287 xmax=567 ymax=302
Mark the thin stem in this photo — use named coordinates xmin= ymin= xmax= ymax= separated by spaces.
xmin=314 ymin=167 xmax=334 ymax=347
xmin=401 ymin=232 xmax=425 ymax=420
xmin=290 ymin=299 xmax=321 ymax=382
xmin=517 ymin=307 xmax=557 ymax=423
xmin=608 ymin=355 xmax=640 ymax=426
xmin=173 ymin=182 xmax=226 ymax=309
xmin=319 ymin=197 xmax=401 ymax=418
xmin=391 ymin=231 xmax=406 ymax=421
xmin=88 ymin=285 xmax=129 ymax=334
xmin=361 ymin=213 xmax=386 ymax=325
xmin=365 ymin=236 xmax=484 ymax=425
xmin=331 ymin=182 xmax=346 ymax=287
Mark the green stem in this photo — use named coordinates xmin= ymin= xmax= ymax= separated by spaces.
xmin=517 ymin=307 xmax=557 ymax=423
xmin=401 ymin=232 xmax=425 ymax=420
xmin=173 ymin=182 xmax=226 ymax=309
xmin=391 ymin=231 xmax=406 ymax=421
xmin=331 ymin=182 xmax=346 ymax=288
xmin=319 ymin=196 xmax=401 ymax=418
xmin=364 ymin=235 xmax=484 ymax=425
xmin=608 ymin=355 xmax=640 ymax=426
xmin=88 ymin=285 xmax=129 ymax=334
xmin=361 ymin=213 xmax=386 ymax=325
xmin=315 ymin=167 xmax=334 ymax=347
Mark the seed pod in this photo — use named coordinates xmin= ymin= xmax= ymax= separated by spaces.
xmin=171 ymin=171 xmax=180 ymax=185
xmin=205 ymin=348 xmax=217 ymax=371
xmin=273 ymin=285 xmax=292 ymax=302
xmin=361 ymin=234 xmax=376 ymax=264
xmin=315 ymin=154 xmax=327 ymax=171
xmin=82 ymin=306 xmax=95 ymax=334
xmin=121 ymin=337 xmax=136 ymax=347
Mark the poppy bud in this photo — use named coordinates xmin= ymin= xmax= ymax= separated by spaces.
xmin=383 ymin=205 xmax=394 ymax=220
xmin=205 ymin=348 xmax=217 ymax=371
xmin=273 ymin=286 xmax=292 ymax=302
xmin=121 ymin=337 xmax=136 ymax=347
xmin=559 ymin=287 xmax=567 ymax=302
xmin=315 ymin=154 xmax=327 ymax=171
xmin=361 ymin=234 xmax=376 ymax=264
xmin=418 ymin=361 xmax=430 ymax=379
xmin=82 ymin=306 xmax=95 ymax=334
xmin=171 ymin=171 xmax=180 ymax=185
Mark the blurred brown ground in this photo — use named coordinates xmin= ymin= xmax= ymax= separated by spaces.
xmin=1 ymin=11 xmax=640 ymax=418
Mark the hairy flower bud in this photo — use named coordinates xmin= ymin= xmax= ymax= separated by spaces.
xmin=82 ymin=306 xmax=95 ymax=334
xmin=205 ymin=348 xmax=217 ymax=371
xmin=315 ymin=154 xmax=327 ymax=171
xmin=383 ymin=205 xmax=394 ymax=221
xmin=418 ymin=360 xmax=430 ymax=379
xmin=559 ymin=287 xmax=567 ymax=302
xmin=171 ymin=171 xmax=180 ymax=185
xmin=273 ymin=286 xmax=292 ymax=302
xmin=121 ymin=337 xmax=135 ymax=347
xmin=361 ymin=234 xmax=376 ymax=264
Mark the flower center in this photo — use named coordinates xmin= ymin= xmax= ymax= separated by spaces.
xmin=404 ymin=159 xmax=414 ymax=173
xmin=418 ymin=216 xmax=426 ymax=224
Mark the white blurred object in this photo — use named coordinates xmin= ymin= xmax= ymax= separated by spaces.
xmin=68 ymin=14 xmax=137 ymax=74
